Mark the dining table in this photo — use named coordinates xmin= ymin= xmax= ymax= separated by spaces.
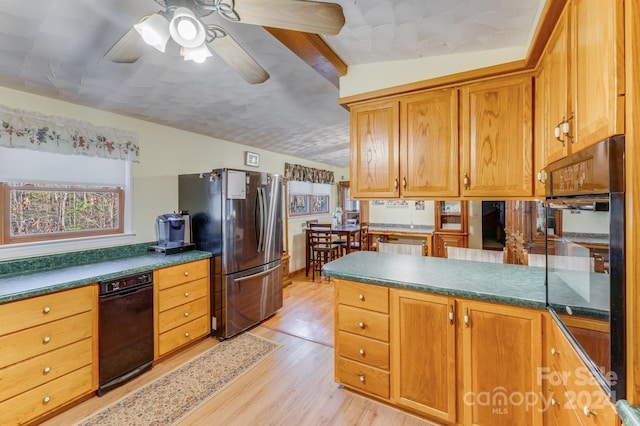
xmin=305 ymin=223 xmax=360 ymax=276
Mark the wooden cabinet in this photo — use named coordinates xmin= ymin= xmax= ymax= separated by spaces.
xmin=460 ymin=73 xmax=534 ymax=198
xmin=538 ymin=0 xmax=624 ymax=168
xmin=0 ymin=285 xmax=98 ymax=425
xmin=154 ymin=259 xmax=210 ymax=358
xmin=461 ymin=300 xmax=543 ymax=426
xmin=334 ymin=280 xmax=390 ymax=399
xmin=434 ymin=200 xmax=468 ymax=258
xmin=391 ymin=289 xmax=456 ymax=423
xmin=543 ymin=314 xmax=618 ymax=426
xmin=350 ymin=88 xmax=459 ymax=199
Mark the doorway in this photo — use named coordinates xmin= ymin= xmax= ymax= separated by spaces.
xmin=482 ymin=201 xmax=505 ymax=250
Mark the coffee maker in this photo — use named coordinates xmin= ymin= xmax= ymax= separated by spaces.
xmin=149 ymin=212 xmax=195 ymax=254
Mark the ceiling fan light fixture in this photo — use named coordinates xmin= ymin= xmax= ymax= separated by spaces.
xmin=169 ymin=7 xmax=206 ymax=49
xmin=181 ymin=44 xmax=212 ymax=63
xmin=134 ymin=14 xmax=170 ymax=52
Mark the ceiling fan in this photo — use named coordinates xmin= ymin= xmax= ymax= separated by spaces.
xmin=104 ymin=0 xmax=345 ymax=84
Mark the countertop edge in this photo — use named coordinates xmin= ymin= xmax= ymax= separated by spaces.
xmin=617 ymin=400 xmax=640 ymax=426
xmin=0 ymin=251 xmax=212 ymax=304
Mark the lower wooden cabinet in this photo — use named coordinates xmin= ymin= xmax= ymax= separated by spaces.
xmin=0 ymin=285 xmax=98 ymax=426
xmin=154 ymin=259 xmax=211 ymax=359
xmin=434 ymin=233 xmax=468 ymax=258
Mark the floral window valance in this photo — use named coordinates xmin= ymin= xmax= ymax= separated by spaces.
xmin=284 ymin=163 xmax=334 ymax=184
xmin=0 ymin=104 xmax=139 ymax=162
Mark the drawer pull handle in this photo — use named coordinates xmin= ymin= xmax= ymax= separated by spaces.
xmin=359 ymin=375 xmax=365 ymax=383
xmin=463 ymin=173 xmax=470 ymax=190
xmin=448 ymin=304 xmax=454 ymax=325
xmin=358 ymin=294 xmax=365 ymax=301
xmin=43 ymin=336 xmax=51 ymax=344
xmin=464 ymin=307 xmax=470 ymax=327
xmin=43 ymin=306 xmax=51 ymax=314
xmin=184 ymin=312 xmax=190 ymax=317
xmin=551 ymin=348 xmax=560 ymax=355
xmin=358 ymin=322 xmax=365 ymax=329
xmin=43 ymin=396 xmax=51 ymax=404
xmin=184 ymin=292 xmax=190 ymax=297
xmin=184 ymin=271 xmax=189 ymax=276
xmin=583 ymin=406 xmax=594 ymax=417
xmin=43 ymin=366 xmax=51 ymax=374
xmin=185 ymin=332 xmax=190 ymax=337
xmin=359 ymin=348 xmax=365 ymax=356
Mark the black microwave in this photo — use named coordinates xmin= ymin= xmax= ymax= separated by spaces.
xmin=544 ymin=135 xmax=625 ymax=401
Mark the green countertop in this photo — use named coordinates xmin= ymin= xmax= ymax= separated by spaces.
xmin=0 ymin=250 xmax=211 ymax=303
xmin=322 ymin=251 xmax=548 ymax=309
xmin=618 ymin=400 xmax=640 ymax=426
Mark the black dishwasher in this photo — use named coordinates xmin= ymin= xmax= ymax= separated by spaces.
xmin=98 ymin=271 xmax=154 ymax=396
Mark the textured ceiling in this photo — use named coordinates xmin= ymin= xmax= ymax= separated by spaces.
xmin=0 ymin=0 xmax=544 ymax=168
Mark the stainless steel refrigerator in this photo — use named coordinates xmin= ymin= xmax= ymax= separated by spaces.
xmin=178 ymin=169 xmax=283 ymax=339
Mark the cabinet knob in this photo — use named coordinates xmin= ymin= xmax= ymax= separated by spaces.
xmin=463 ymin=173 xmax=469 ymax=190
xmin=359 ymin=375 xmax=365 ymax=383
xmin=359 ymin=348 xmax=365 ymax=356
xmin=43 ymin=366 xmax=51 ymax=374
xmin=185 ymin=332 xmax=190 ymax=338
xmin=463 ymin=307 xmax=470 ymax=327
xmin=43 ymin=306 xmax=51 ymax=314
xmin=550 ymin=347 xmax=560 ymax=356
xmin=448 ymin=304 xmax=454 ymax=325
xmin=402 ymin=176 xmax=406 ymax=190
xmin=43 ymin=336 xmax=51 ymax=344
xmin=43 ymin=395 xmax=51 ymax=404
xmin=551 ymin=398 xmax=559 ymax=406
xmin=358 ymin=294 xmax=365 ymax=301
xmin=358 ymin=321 xmax=365 ymax=329
xmin=184 ymin=312 xmax=189 ymax=317
xmin=394 ymin=178 xmax=398 ymax=190
xmin=184 ymin=292 xmax=189 ymax=297
xmin=583 ymin=406 xmax=594 ymax=417
xmin=184 ymin=271 xmax=189 ymax=276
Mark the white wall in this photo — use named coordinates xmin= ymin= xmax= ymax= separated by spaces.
xmin=0 ymin=86 xmax=348 ymax=271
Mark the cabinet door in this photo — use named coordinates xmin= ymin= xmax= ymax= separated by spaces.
xmin=434 ymin=233 xmax=468 ymax=258
xmin=572 ymin=0 xmax=624 ymax=151
xmin=349 ymin=100 xmax=400 ymax=199
xmin=400 ymin=89 xmax=459 ymax=197
xmin=460 ymin=75 xmax=533 ymax=197
xmin=391 ymin=289 xmax=456 ymax=423
xmin=461 ymin=301 xmax=542 ymax=426
xmin=545 ymin=3 xmax=571 ymax=164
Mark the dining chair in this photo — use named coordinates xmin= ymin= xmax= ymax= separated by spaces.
xmin=349 ymin=223 xmax=369 ymax=251
xmin=308 ymin=227 xmax=340 ymax=281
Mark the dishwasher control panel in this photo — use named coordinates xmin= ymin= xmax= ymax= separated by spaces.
xmin=99 ymin=271 xmax=153 ymax=295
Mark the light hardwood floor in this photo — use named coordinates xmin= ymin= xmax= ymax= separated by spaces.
xmin=42 ymin=274 xmax=436 ymax=426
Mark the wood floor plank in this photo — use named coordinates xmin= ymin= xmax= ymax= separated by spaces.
xmin=41 ymin=276 xmax=438 ymax=426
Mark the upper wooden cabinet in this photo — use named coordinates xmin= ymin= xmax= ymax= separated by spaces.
xmin=349 ymin=99 xmax=399 ymax=199
xmin=349 ymin=89 xmax=459 ymax=199
xmin=538 ymin=0 xmax=624 ymax=167
xmin=460 ymin=74 xmax=534 ymax=198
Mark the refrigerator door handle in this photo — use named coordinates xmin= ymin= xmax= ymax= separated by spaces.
xmin=256 ymin=187 xmax=266 ymax=252
xmin=234 ymin=264 xmax=280 ymax=283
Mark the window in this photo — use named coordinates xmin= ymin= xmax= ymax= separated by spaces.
xmin=2 ymin=183 xmax=123 ymax=244
xmin=287 ymin=181 xmax=332 ymax=218
xmin=0 ymin=147 xmax=132 ymax=259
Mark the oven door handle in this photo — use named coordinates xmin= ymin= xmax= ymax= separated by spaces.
xmin=234 ymin=264 xmax=280 ymax=283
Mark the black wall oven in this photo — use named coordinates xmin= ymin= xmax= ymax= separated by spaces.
xmin=545 ymin=135 xmax=625 ymax=400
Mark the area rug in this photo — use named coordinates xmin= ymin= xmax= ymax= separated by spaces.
xmin=76 ymin=332 xmax=281 ymax=426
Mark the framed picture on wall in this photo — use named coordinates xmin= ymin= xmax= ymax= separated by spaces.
xmin=311 ymin=195 xmax=329 ymax=214
xmin=289 ymin=195 xmax=310 ymax=216
xmin=245 ymin=151 xmax=260 ymax=167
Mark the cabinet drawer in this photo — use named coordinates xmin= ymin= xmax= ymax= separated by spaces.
xmin=337 ymin=357 xmax=390 ymax=399
xmin=0 ymin=364 xmax=93 ymax=426
xmin=0 ymin=285 xmax=95 ymax=336
xmin=158 ymin=278 xmax=208 ymax=312
xmin=158 ymin=314 xmax=209 ymax=356
xmin=337 ymin=331 xmax=389 ymax=370
xmin=0 ymin=311 xmax=93 ymax=367
xmin=336 ymin=280 xmax=389 ymax=313
xmin=157 ymin=260 xmax=209 ymax=290
xmin=337 ymin=305 xmax=389 ymax=342
xmin=158 ymin=296 xmax=209 ymax=334
xmin=0 ymin=338 xmax=92 ymax=404
xmin=545 ymin=378 xmax=584 ymax=426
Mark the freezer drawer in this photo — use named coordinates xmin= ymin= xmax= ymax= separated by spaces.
xmin=216 ymin=260 xmax=283 ymax=338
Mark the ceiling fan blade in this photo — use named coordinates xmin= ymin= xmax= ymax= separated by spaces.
xmin=208 ymin=34 xmax=270 ymax=84
xmin=234 ymin=0 xmax=345 ymax=35
xmin=104 ymin=26 xmax=144 ymax=63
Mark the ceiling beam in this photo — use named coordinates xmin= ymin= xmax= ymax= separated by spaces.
xmin=264 ymin=27 xmax=347 ymax=88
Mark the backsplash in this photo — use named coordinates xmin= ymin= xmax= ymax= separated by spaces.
xmin=0 ymin=242 xmax=155 ymax=278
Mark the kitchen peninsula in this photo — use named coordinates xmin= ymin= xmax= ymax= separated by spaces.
xmin=324 ymin=252 xmax=618 ymax=425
